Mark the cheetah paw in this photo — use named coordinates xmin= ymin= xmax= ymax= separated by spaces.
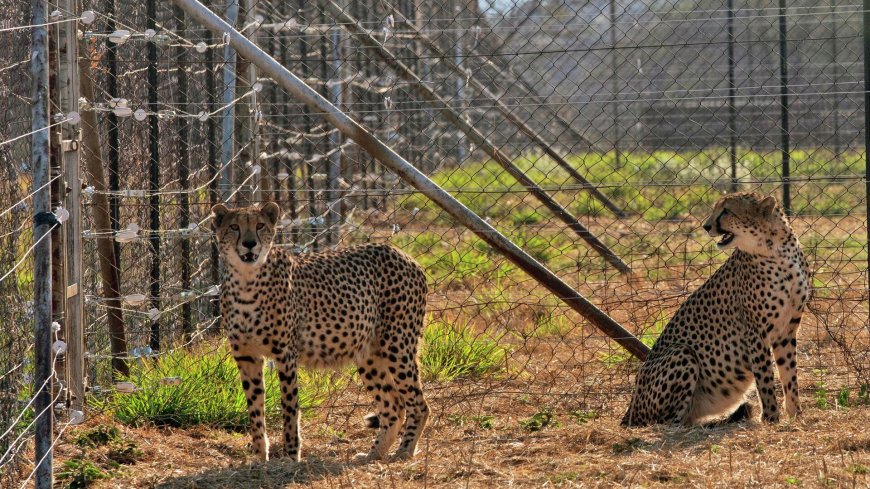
xmin=392 ymin=449 xmax=416 ymax=461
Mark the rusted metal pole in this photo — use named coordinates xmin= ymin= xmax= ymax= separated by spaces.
xmin=168 ymin=0 xmax=649 ymax=359
xmin=327 ymin=1 xmax=631 ymax=274
xmin=388 ymin=5 xmax=625 ymax=218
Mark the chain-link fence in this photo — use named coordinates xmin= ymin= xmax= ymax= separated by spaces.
xmin=2 ymin=0 xmax=869 ymax=485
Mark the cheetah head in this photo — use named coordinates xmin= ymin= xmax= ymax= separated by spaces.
xmin=702 ymin=192 xmax=787 ymax=255
xmin=211 ymin=202 xmax=281 ymax=269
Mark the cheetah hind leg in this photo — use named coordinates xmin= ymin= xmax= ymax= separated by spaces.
xmin=622 ymin=344 xmax=700 ymax=426
xmin=354 ymin=354 xmax=403 ymax=462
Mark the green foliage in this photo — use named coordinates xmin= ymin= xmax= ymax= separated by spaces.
xmin=57 ymin=459 xmax=108 ymax=488
xmin=519 ymin=409 xmax=558 ymax=432
xmin=785 ymin=476 xmax=802 ymax=485
xmin=73 ymin=425 xmax=121 ymax=448
xmin=569 ymin=410 xmax=598 ymax=424
xmin=420 ymin=319 xmax=509 ymax=382
xmin=93 ymin=344 xmax=344 ymax=429
xmin=847 ymin=464 xmax=868 ymax=475
xmin=511 ymin=208 xmax=543 ymax=226
xmin=836 ymin=388 xmax=850 ymax=408
xmin=106 ymin=439 xmax=144 ymax=465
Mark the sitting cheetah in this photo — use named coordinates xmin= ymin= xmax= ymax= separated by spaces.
xmin=622 ymin=192 xmax=810 ymax=426
xmin=211 ymin=202 xmax=429 ymax=462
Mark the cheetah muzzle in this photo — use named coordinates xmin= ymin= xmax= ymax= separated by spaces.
xmin=212 ymin=202 xmax=430 ymax=463
xmin=622 ymin=192 xmax=811 ymax=427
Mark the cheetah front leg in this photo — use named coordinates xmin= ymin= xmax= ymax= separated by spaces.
xmin=235 ymin=354 xmax=269 ymax=460
xmin=772 ymin=319 xmax=802 ymax=417
xmin=275 ymin=352 xmax=302 ymax=462
xmin=747 ymin=334 xmax=780 ymax=423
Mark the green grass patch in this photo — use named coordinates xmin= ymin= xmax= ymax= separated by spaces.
xmin=73 ymin=425 xmax=121 ymax=449
xmin=92 ymin=343 xmax=345 ymax=430
xmin=57 ymin=459 xmax=108 ymax=488
xmin=519 ymin=409 xmax=558 ymax=432
xmin=420 ymin=318 xmax=509 ymax=382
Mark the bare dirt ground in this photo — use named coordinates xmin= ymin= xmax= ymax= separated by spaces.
xmin=54 ymin=403 xmax=870 ymax=488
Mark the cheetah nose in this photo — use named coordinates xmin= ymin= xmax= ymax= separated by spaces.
xmin=702 ymin=223 xmax=712 ymax=232
xmin=242 ymin=239 xmax=257 ymax=250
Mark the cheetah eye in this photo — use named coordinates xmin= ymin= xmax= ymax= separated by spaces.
xmin=229 ymin=224 xmax=239 ymax=231
xmin=256 ymin=223 xmax=265 ymax=230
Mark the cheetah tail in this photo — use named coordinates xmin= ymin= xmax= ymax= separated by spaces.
xmin=364 ymin=413 xmax=379 ymax=429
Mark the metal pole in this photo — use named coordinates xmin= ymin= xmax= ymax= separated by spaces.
xmin=175 ymin=4 xmax=192 ymax=340
xmin=147 ymin=0 xmax=161 ymax=351
xmin=863 ymin=0 xmax=870 ymax=295
xmin=328 ymin=1 xmax=631 ymax=273
xmin=244 ymin=0 xmax=260 ymax=202
xmin=728 ymin=0 xmax=738 ymax=192
xmin=31 ymin=0 xmax=54 ymax=485
xmin=221 ymin=0 xmax=239 ymax=202
xmin=328 ymin=26 xmax=342 ymax=245
xmin=204 ymin=0 xmax=220 ymax=324
xmin=168 ymin=0 xmax=650 ymax=359
xmin=61 ymin=0 xmax=84 ymax=414
xmin=389 ymin=6 xmax=625 ymax=217
xmin=778 ymin=0 xmax=791 ymax=215
xmin=105 ymin=0 xmax=122 ymax=275
xmin=452 ymin=0 xmax=466 ymax=163
xmin=609 ymin=0 xmax=621 ymax=169
xmin=832 ymin=4 xmax=841 ymax=157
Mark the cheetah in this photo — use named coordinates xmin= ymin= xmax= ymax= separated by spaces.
xmin=621 ymin=192 xmax=810 ymax=426
xmin=211 ymin=202 xmax=429 ymax=462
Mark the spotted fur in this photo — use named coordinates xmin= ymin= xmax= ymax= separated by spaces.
xmin=212 ymin=203 xmax=429 ymax=462
xmin=622 ymin=192 xmax=811 ymax=426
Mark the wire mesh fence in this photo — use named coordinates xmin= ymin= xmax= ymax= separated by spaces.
xmin=1 ymin=0 xmax=869 ymax=485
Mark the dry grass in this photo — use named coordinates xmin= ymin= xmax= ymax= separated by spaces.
xmin=55 ymin=404 xmax=870 ymax=488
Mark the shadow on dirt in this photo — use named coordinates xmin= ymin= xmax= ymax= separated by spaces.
xmin=154 ymin=455 xmax=354 ymax=488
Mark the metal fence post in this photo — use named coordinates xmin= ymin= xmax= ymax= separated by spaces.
xmin=31 ymin=0 xmax=54 ymax=485
xmin=61 ymin=0 xmax=84 ymax=415
xmin=328 ymin=25 xmax=343 ymax=245
xmin=727 ymin=0 xmax=738 ymax=192
xmin=147 ymin=0 xmax=161 ymax=352
xmin=609 ymin=0 xmax=621 ymax=169
xmin=863 ymin=0 xmax=870 ymax=291
xmin=105 ymin=0 xmax=122 ymax=275
xmin=221 ymin=0 xmax=239 ymax=202
xmin=175 ymin=3 xmax=193 ymax=340
xmin=778 ymin=0 xmax=791 ymax=215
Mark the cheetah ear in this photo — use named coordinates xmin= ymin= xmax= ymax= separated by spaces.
xmin=261 ymin=201 xmax=281 ymax=225
xmin=211 ymin=204 xmax=229 ymax=229
xmin=759 ymin=196 xmax=777 ymax=217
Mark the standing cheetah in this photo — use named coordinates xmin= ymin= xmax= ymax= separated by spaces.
xmin=622 ymin=192 xmax=810 ymax=426
xmin=212 ymin=202 xmax=429 ymax=462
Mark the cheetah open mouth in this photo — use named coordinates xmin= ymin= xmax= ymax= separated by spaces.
xmin=240 ymin=252 xmax=256 ymax=263
xmin=717 ymin=232 xmax=735 ymax=247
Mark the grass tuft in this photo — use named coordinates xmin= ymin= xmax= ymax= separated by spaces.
xmin=92 ymin=343 xmax=344 ymax=429
xmin=420 ymin=318 xmax=509 ymax=382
